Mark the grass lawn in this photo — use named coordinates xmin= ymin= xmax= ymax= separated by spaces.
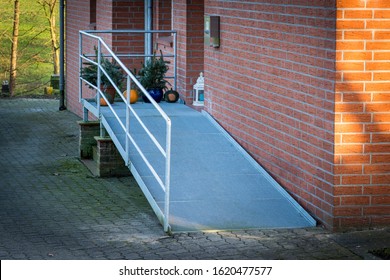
xmin=0 ymin=0 xmax=58 ymax=96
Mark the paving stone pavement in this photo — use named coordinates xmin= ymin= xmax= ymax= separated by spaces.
xmin=0 ymin=98 xmax=389 ymax=260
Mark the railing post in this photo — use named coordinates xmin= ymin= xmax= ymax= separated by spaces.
xmin=100 ymin=122 xmax=106 ymax=138
xmin=164 ymin=119 xmax=172 ymax=232
xmin=125 ymin=75 xmax=131 ymax=165
xmin=173 ymin=32 xmax=177 ymax=91
xmin=83 ymin=107 xmax=89 ymax=122
xmin=97 ymin=41 xmax=101 ymax=117
xmin=79 ymin=32 xmax=83 ymax=102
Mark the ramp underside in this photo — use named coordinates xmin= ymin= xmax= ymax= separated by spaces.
xmin=95 ymin=101 xmax=316 ymax=232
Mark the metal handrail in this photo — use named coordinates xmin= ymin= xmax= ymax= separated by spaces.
xmin=79 ymin=30 xmax=176 ymax=232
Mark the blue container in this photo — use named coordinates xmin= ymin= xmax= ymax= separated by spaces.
xmin=142 ymin=88 xmax=163 ymax=103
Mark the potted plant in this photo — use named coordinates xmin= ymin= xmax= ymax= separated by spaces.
xmin=81 ymin=47 xmax=125 ymax=105
xmin=138 ymin=50 xmax=170 ymax=103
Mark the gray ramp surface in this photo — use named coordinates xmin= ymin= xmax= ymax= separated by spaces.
xmin=99 ymin=101 xmax=316 ymax=232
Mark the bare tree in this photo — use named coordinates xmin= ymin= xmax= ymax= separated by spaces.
xmin=9 ymin=0 xmax=20 ymax=96
xmin=38 ymin=0 xmax=59 ymax=75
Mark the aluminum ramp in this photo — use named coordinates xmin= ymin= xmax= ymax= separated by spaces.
xmin=96 ymin=101 xmax=316 ymax=232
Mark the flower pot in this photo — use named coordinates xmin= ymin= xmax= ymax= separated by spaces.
xmin=100 ymin=86 xmax=116 ymax=104
xmin=142 ymin=88 xmax=163 ymax=103
xmin=123 ymin=89 xmax=138 ymax=104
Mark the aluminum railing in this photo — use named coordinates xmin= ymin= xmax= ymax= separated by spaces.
xmin=79 ymin=30 xmax=177 ymax=232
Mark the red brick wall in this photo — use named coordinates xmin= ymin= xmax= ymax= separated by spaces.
xmin=154 ymin=0 xmax=172 ymax=31
xmin=113 ymin=0 xmax=144 ymax=30
xmin=98 ymin=0 xmax=114 ymax=32
xmin=66 ymin=0 xmax=144 ymax=115
xmin=66 ymin=1 xmax=91 ymax=116
xmin=173 ymin=0 xmax=204 ymax=103
xmin=335 ymin=0 xmax=390 ymax=229
xmin=66 ymin=0 xmax=114 ymax=116
xmin=204 ymin=0 xmax=337 ymax=228
xmin=112 ymin=1 xmax=145 ymax=77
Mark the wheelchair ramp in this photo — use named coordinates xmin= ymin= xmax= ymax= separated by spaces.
xmin=100 ymin=102 xmax=316 ymax=232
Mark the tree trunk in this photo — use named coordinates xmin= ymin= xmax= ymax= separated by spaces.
xmin=9 ymin=0 xmax=20 ymax=96
xmin=49 ymin=15 xmax=60 ymax=75
xmin=39 ymin=0 xmax=59 ymax=75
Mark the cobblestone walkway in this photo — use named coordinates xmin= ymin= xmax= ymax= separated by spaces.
xmin=0 ymin=98 xmax=389 ymax=260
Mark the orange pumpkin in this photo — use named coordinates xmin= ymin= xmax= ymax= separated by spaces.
xmin=123 ymin=89 xmax=138 ymax=104
xmin=100 ymin=98 xmax=108 ymax=106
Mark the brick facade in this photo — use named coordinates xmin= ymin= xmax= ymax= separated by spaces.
xmin=335 ymin=0 xmax=390 ymax=228
xmin=94 ymin=136 xmax=131 ymax=177
xmin=154 ymin=0 xmax=172 ymax=31
xmin=66 ymin=0 xmax=144 ymax=116
xmin=65 ymin=0 xmax=389 ymax=230
xmin=173 ymin=0 xmax=204 ymax=103
xmin=66 ymin=0 xmax=91 ymax=116
xmin=112 ymin=0 xmax=145 ymax=74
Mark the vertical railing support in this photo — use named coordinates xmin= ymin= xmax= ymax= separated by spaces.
xmin=144 ymin=0 xmax=152 ymax=60
xmin=164 ymin=118 xmax=172 ymax=232
xmin=97 ymin=41 xmax=101 ymax=117
xmin=173 ymin=33 xmax=177 ymax=91
xmin=83 ymin=107 xmax=89 ymax=122
xmin=100 ymin=122 xmax=106 ymax=138
xmin=79 ymin=32 xmax=83 ymax=102
xmin=125 ymin=75 xmax=131 ymax=165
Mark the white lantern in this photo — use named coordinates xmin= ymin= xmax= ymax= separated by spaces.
xmin=193 ymin=72 xmax=204 ymax=106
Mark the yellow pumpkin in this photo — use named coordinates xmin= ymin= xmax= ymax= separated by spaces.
xmin=123 ymin=89 xmax=138 ymax=104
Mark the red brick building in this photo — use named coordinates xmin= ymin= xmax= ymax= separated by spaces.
xmin=65 ymin=0 xmax=390 ymax=231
